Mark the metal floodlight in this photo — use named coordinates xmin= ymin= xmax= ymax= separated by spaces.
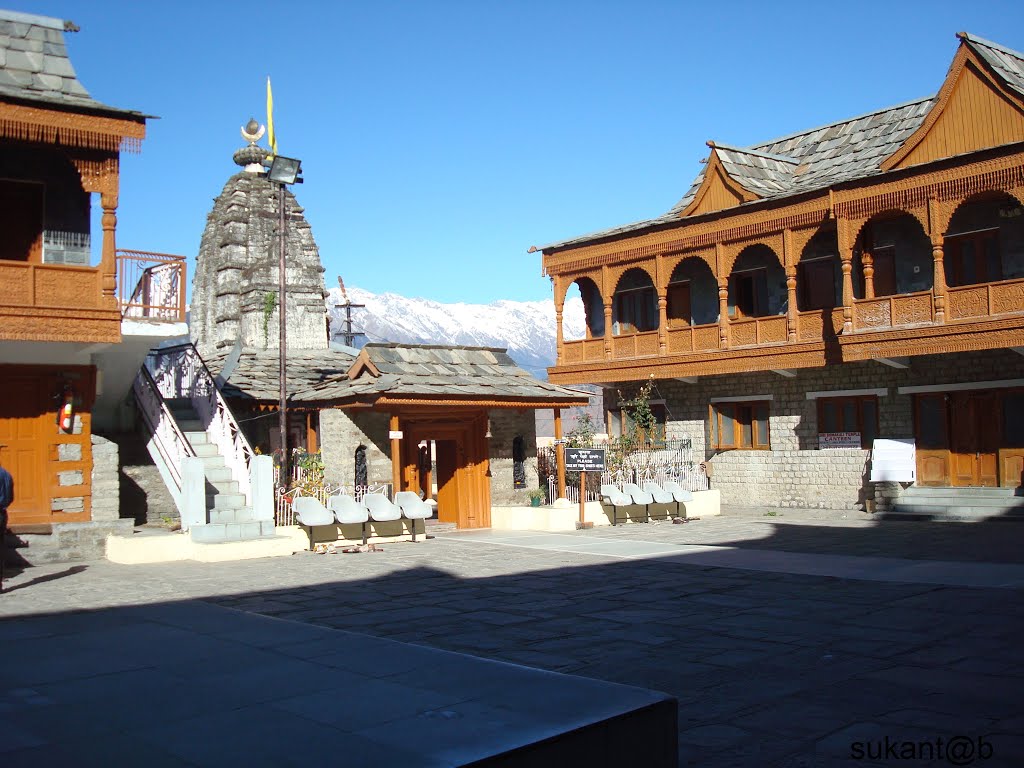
xmin=267 ymin=155 xmax=302 ymax=185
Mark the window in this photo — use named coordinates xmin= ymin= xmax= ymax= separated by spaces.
xmin=729 ymin=269 xmax=766 ymax=318
xmin=710 ymin=401 xmax=770 ymax=449
xmin=608 ymin=403 xmax=667 ymax=447
xmin=666 ymin=280 xmax=691 ymax=327
xmin=870 ymin=246 xmax=898 ymax=297
xmin=816 ymin=396 xmax=878 ymax=449
xmin=613 ymin=286 xmax=657 ymax=334
xmin=799 ymin=258 xmax=836 ymax=310
xmin=945 ymin=229 xmax=1001 ymax=287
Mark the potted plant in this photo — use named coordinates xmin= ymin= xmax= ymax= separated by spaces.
xmin=528 ymin=488 xmax=545 ymax=507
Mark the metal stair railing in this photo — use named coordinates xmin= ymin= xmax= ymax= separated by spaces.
xmin=133 ymin=365 xmax=197 ymax=514
xmin=145 ymin=343 xmax=256 ymax=506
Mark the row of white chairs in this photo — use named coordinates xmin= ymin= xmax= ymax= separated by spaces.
xmin=292 ymin=492 xmax=432 ymax=549
xmin=599 ymin=481 xmax=693 ymax=525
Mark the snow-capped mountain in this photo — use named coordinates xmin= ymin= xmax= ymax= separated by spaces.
xmin=326 ymin=286 xmax=585 ymax=378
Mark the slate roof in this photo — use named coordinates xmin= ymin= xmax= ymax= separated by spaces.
xmin=538 ymin=33 xmax=1024 ymax=253
xmin=0 ymin=9 xmax=145 ymax=119
xmin=207 ymin=348 xmax=357 ymax=403
xmin=211 ymin=343 xmax=590 ymax=407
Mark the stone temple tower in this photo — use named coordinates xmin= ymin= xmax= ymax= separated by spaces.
xmin=190 ymin=119 xmax=327 ymax=357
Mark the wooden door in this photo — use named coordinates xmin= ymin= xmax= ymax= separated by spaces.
xmin=914 ymin=394 xmax=950 ymax=486
xmin=799 ymin=258 xmax=836 ymax=310
xmin=872 ymin=248 xmax=897 ymax=297
xmin=434 ymin=440 xmax=458 ymax=524
xmin=0 ymin=375 xmax=47 ymax=523
xmin=946 ymin=230 xmax=1001 ymax=287
xmin=949 ymin=393 xmax=1000 ymax=487
xmin=667 ymin=281 xmax=691 ymax=327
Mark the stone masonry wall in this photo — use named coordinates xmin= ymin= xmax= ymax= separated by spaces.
xmin=488 ymin=409 xmax=539 ymax=506
xmin=607 ymin=349 xmax=1024 ymax=510
xmin=90 ymin=434 xmax=119 ymax=522
xmin=319 ymin=408 xmax=391 ymax=489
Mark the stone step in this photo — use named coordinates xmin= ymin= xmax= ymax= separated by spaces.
xmin=209 ymin=506 xmax=262 ymax=524
xmin=888 ymin=504 xmax=1024 ymax=522
xmin=190 ymin=520 xmax=275 ymax=543
xmin=184 ymin=430 xmax=209 ymax=446
xmin=904 ymin=486 xmax=1021 ymax=498
xmin=210 ymin=492 xmax=246 ymax=512
xmin=896 ymin=495 xmax=1024 ymax=508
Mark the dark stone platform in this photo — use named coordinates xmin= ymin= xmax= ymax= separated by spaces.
xmin=0 ymin=600 xmax=676 ymax=767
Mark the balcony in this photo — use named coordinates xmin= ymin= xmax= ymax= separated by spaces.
xmin=0 ymin=250 xmax=187 ymax=345
xmin=552 ymin=278 xmax=1024 ymax=384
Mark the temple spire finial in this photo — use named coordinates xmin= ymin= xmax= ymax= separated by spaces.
xmin=233 ymin=117 xmax=269 ymax=172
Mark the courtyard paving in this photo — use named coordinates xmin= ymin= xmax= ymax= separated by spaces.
xmin=2 ymin=508 xmax=1023 ymax=766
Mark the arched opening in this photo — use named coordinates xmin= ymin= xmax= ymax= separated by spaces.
xmin=728 ymin=244 xmax=785 ymax=318
xmin=667 ymin=256 xmax=718 ymax=327
xmin=567 ymin=277 xmax=604 ymax=339
xmin=612 ymin=268 xmax=657 ymax=335
xmin=354 ymin=445 xmax=368 ymax=490
xmin=797 ymin=229 xmax=841 ymax=311
xmin=855 ymin=212 xmax=932 ymax=297
xmin=944 ymin=193 xmax=1024 ymax=287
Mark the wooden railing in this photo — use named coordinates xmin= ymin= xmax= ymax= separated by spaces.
xmin=0 ymin=261 xmax=106 ymax=309
xmin=729 ymin=315 xmax=788 ymax=347
xmin=612 ymin=330 xmax=660 ymax=358
xmin=117 ymin=249 xmax=187 ymax=322
xmin=947 ymin=277 xmax=1024 ymax=321
xmin=561 ymin=337 xmax=605 ymax=364
xmin=666 ymin=322 xmax=721 ymax=354
xmin=797 ymin=308 xmax=845 ymax=342
xmin=853 ymin=290 xmax=933 ymax=331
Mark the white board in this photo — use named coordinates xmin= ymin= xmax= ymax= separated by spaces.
xmin=870 ymin=438 xmax=916 ymax=482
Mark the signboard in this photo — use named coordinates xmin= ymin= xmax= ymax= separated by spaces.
xmin=388 ymin=430 xmax=403 ymax=440
xmin=565 ymin=448 xmax=606 ymax=472
xmin=818 ymin=432 xmax=862 ymax=449
xmin=870 ymin=438 xmax=916 ymax=482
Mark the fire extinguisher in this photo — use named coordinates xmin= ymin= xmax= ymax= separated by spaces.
xmin=58 ymin=385 xmax=75 ymax=433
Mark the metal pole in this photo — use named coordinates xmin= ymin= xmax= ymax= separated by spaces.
xmin=278 ymin=181 xmax=289 ymax=485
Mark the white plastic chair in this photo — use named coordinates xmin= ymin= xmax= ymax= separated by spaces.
xmin=394 ymin=491 xmax=432 ymax=542
xmin=642 ymin=481 xmax=678 ymax=519
xmin=623 ymin=483 xmax=655 ymax=523
xmin=363 ymin=493 xmax=402 ymax=542
xmin=292 ymin=496 xmax=335 ymax=551
xmin=328 ymin=494 xmax=370 ymax=544
xmin=600 ymin=484 xmax=632 ymax=526
xmin=662 ymin=480 xmax=694 ymax=517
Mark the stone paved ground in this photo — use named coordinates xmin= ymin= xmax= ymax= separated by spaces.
xmin=3 ymin=511 xmax=1024 ymax=766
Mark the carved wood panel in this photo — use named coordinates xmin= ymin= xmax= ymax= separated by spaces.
xmin=947 ymin=285 xmax=990 ymax=320
xmin=854 ymin=298 xmax=892 ymax=329
xmin=991 ymin=279 xmax=1024 ymax=316
xmin=730 ymin=319 xmax=758 ymax=347
xmin=758 ymin=316 xmax=788 ymax=344
xmin=892 ymin=293 xmax=933 ymax=326
xmin=693 ymin=324 xmax=721 ymax=351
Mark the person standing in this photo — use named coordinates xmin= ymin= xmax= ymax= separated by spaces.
xmin=0 ymin=459 xmax=12 ymax=593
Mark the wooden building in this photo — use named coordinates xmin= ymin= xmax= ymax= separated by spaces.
xmin=0 ymin=11 xmax=184 ymax=552
xmin=536 ymin=33 xmax=1024 ymax=513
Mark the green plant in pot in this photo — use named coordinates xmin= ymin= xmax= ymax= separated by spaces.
xmin=528 ymin=488 xmax=545 ymax=507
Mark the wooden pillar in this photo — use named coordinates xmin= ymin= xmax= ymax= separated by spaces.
xmin=837 ymin=216 xmax=854 ymax=332
xmin=603 ymin=302 xmax=613 ymax=360
xmin=861 ymin=222 xmax=875 ymax=299
xmin=554 ymin=408 xmax=566 ymax=500
xmin=785 ymin=266 xmax=798 ymax=342
xmin=717 ymin=278 xmax=730 ymax=349
xmin=555 ymin=302 xmax=564 ymax=364
xmin=389 ymin=414 xmax=401 ymax=497
xmin=931 ymin=241 xmax=946 ymax=323
xmin=100 ymin=192 xmax=118 ymax=299
xmin=657 ymin=291 xmax=668 ymax=354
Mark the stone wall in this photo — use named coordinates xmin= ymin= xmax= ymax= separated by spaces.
xmin=319 ymin=408 xmax=391 ymax=489
xmin=488 ymin=409 xmax=539 ymax=506
xmin=90 ymin=434 xmax=119 ymax=522
xmin=607 ymin=349 xmax=1024 ymax=510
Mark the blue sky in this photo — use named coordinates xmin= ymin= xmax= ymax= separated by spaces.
xmin=14 ymin=0 xmax=1024 ymax=303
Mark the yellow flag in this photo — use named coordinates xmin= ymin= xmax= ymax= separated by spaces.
xmin=266 ymin=77 xmax=278 ymax=157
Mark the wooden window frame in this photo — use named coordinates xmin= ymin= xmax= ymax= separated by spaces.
xmin=608 ymin=402 xmax=667 ymax=447
xmin=729 ymin=268 xmax=766 ymax=319
xmin=613 ymin=285 xmax=657 ymax=335
xmin=666 ymin=280 xmax=691 ymax=328
xmin=710 ymin=400 xmax=770 ymax=450
xmin=798 ymin=256 xmax=837 ymax=311
xmin=816 ymin=395 xmax=879 ymax=449
xmin=944 ymin=227 xmax=1001 ymax=287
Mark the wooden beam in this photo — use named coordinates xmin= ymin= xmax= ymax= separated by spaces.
xmin=389 ymin=414 xmax=402 ymax=497
xmin=554 ymin=408 xmax=566 ymax=500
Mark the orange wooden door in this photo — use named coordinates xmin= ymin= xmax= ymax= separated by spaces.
xmin=434 ymin=439 xmax=459 ymax=524
xmin=949 ymin=393 xmax=1000 ymax=487
xmin=0 ymin=375 xmax=47 ymax=523
xmin=915 ymin=394 xmax=950 ymax=486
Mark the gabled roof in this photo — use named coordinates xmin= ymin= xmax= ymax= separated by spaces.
xmin=538 ymin=31 xmax=1024 ymax=254
xmin=210 ymin=343 xmax=590 ymax=408
xmin=0 ymin=9 xmax=146 ymax=120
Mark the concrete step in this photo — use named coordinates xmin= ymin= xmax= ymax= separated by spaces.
xmin=189 ymin=519 xmax=275 ymax=543
xmin=904 ymin=486 xmax=1021 ymax=499
xmin=207 ymin=479 xmax=239 ymax=495
xmin=205 ymin=466 xmax=233 ymax=483
xmin=896 ymin=496 xmax=1024 ymax=508
xmin=176 ymin=419 xmax=204 ymax=432
xmin=193 ymin=443 xmax=220 ymax=458
xmin=199 ymin=455 xmax=226 ymax=470
xmin=210 ymin=492 xmax=246 ymax=511
xmin=184 ymin=430 xmax=209 ymax=446
xmin=209 ymin=506 xmax=262 ymax=524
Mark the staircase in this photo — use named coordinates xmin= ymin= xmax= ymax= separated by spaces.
xmin=134 ymin=343 xmax=274 ymax=545
xmin=888 ymin=486 xmax=1024 ymax=522
xmin=166 ymin=399 xmax=274 ymax=543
